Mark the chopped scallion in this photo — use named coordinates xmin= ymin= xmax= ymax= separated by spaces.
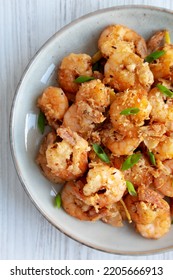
xmin=120 ymin=107 xmax=140 ymax=116
xmin=121 ymin=153 xmax=142 ymax=171
xmin=38 ymin=110 xmax=46 ymax=134
xmin=126 ymin=181 xmax=137 ymax=196
xmin=148 ymin=151 xmax=156 ymax=166
xmin=144 ymin=50 xmax=166 ymax=63
xmin=74 ymin=75 xmax=95 ymax=83
xmin=55 ymin=193 xmax=61 ymax=208
xmin=156 ymin=84 xmax=173 ymax=98
xmin=92 ymin=143 xmax=110 ymax=163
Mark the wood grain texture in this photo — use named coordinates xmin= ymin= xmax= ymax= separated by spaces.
xmin=1 ymin=0 xmax=173 ymax=260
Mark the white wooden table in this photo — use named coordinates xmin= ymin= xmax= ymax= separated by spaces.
xmin=1 ymin=0 xmax=173 ymax=260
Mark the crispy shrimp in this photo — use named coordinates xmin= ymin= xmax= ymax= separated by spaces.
xmin=152 ymin=136 xmax=173 ymax=161
xmin=110 ymin=88 xmax=152 ymax=136
xmin=75 ymin=79 xmax=110 ymax=110
xmin=62 ymin=104 xmax=82 ymax=133
xmin=58 ymin=53 xmax=92 ymax=94
xmin=62 ymin=103 xmax=101 ymax=139
xmin=36 ymin=131 xmax=64 ymax=183
xmin=75 ymin=101 xmax=106 ymax=138
xmin=149 ymin=45 xmax=173 ymax=80
xmin=82 ymin=163 xmax=126 ymax=210
xmin=140 ymin=123 xmax=167 ymax=150
xmin=153 ymin=159 xmax=173 ymax=197
xmin=46 ymin=127 xmax=90 ymax=181
xmin=98 ymin=24 xmax=147 ymax=58
xmin=61 ymin=181 xmax=107 ymax=221
xmin=123 ymin=155 xmax=154 ymax=188
xmin=124 ymin=186 xmax=166 ymax=225
xmin=101 ymin=203 xmax=124 ymax=227
xmin=125 ymin=195 xmax=158 ymax=225
xmin=75 ymin=79 xmax=110 ymax=136
xmin=37 ymin=86 xmax=69 ymax=129
xmin=105 ymin=136 xmax=141 ymax=156
xmin=136 ymin=210 xmax=171 ymax=239
xmin=148 ymin=87 xmax=173 ymax=131
xmin=147 ymin=30 xmax=167 ymax=54
xmin=124 ymin=186 xmax=171 ymax=239
xmin=103 ymin=52 xmax=154 ymax=92
xmin=101 ymin=124 xmax=142 ymax=156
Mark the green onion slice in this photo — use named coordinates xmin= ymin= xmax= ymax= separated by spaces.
xmin=121 ymin=153 xmax=142 ymax=171
xmin=55 ymin=193 xmax=61 ymax=208
xmin=92 ymin=143 xmax=110 ymax=163
xmin=148 ymin=151 xmax=156 ymax=166
xmin=144 ymin=50 xmax=166 ymax=63
xmin=126 ymin=181 xmax=137 ymax=196
xmin=120 ymin=107 xmax=140 ymax=116
xmin=156 ymin=84 xmax=173 ymax=98
xmin=38 ymin=110 xmax=46 ymax=134
xmin=74 ymin=75 xmax=95 ymax=83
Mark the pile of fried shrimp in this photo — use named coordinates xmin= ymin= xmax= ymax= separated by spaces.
xmin=36 ymin=24 xmax=173 ymax=240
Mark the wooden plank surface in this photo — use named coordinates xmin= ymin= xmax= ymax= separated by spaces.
xmin=1 ymin=0 xmax=173 ymax=260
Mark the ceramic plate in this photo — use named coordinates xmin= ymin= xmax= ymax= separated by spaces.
xmin=10 ymin=5 xmax=173 ymax=255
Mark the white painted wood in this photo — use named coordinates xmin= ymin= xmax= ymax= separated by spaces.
xmin=1 ymin=0 xmax=173 ymax=260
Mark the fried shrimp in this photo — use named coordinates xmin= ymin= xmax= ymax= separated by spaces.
xmin=104 ymin=134 xmax=141 ymax=157
xmin=61 ymin=181 xmax=107 ymax=221
xmin=75 ymin=79 xmax=110 ymax=110
xmin=76 ymin=101 xmax=106 ymax=138
xmin=125 ymin=195 xmax=158 ymax=225
xmin=141 ymin=133 xmax=173 ymax=162
xmin=103 ymin=52 xmax=154 ymax=92
xmin=149 ymin=45 xmax=173 ymax=80
xmin=152 ymin=136 xmax=173 ymax=161
xmin=82 ymin=163 xmax=126 ymax=210
xmin=123 ymin=155 xmax=153 ymax=188
xmin=124 ymin=186 xmax=171 ymax=239
xmin=148 ymin=87 xmax=173 ymax=131
xmin=98 ymin=24 xmax=147 ymax=58
xmin=46 ymin=127 xmax=90 ymax=181
xmin=153 ymin=159 xmax=173 ymax=197
xmin=37 ymin=86 xmax=69 ymax=128
xmin=75 ymin=79 xmax=110 ymax=136
xmin=62 ymin=104 xmax=82 ymax=133
xmin=58 ymin=53 xmax=92 ymax=94
xmin=140 ymin=123 xmax=167 ymax=150
xmin=147 ymin=30 xmax=167 ymax=54
xmin=110 ymin=88 xmax=151 ymax=136
xmin=101 ymin=203 xmax=124 ymax=227
xmin=124 ymin=186 xmax=165 ymax=225
xmin=136 ymin=210 xmax=171 ymax=239
xmin=36 ymin=131 xmax=64 ymax=183
xmin=101 ymin=124 xmax=142 ymax=156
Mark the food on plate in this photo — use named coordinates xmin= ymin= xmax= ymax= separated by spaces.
xmin=36 ymin=24 xmax=173 ymax=239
